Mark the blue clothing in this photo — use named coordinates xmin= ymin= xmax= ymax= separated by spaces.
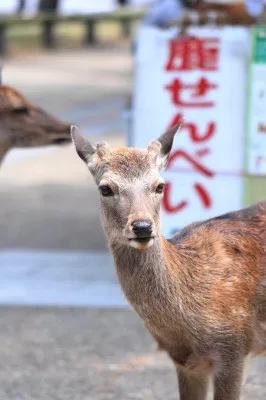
xmin=144 ymin=0 xmax=186 ymax=27
xmin=245 ymin=0 xmax=266 ymax=17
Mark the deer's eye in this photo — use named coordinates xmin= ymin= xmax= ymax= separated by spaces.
xmin=12 ymin=107 xmax=29 ymax=114
xmin=99 ymin=185 xmax=114 ymax=197
xmin=155 ymin=183 xmax=165 ymax=194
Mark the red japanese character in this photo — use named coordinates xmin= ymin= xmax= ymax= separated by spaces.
xmin=165 ymin=37 xmax=220 ymax=71
xmin=194 ymin=183 xmax=212 ymax=208
xmin=165 ymin=77 xmax=217 ymax=108
xmin=194 ymin=148 xmax=210 ymax=158
xmin=162 ymin=183 xmax=187 ymax=213
xmin=167 ymin=149 xmax=214 ymax=177
xmin=162 ymin=182 xmax=212 ymax=214
xmin=162 ymin=149 xmax=214 ymax=213
xmin=167 ymin=113 xmax=216 ymax=143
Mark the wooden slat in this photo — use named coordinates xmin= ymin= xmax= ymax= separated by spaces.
xmin=0 ymin=6 xmax=146 ymax=55
xmin=0 ymin=7 xmax=146 ymax=26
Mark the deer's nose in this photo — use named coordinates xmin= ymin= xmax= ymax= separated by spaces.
xmin=132 ymin=220 xmax=153 ymax=238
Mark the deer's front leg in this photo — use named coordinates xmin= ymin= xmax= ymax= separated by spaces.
xmin=213 ymin=357 xmax=244 ymax=400
xmin=177 ymin=368 xmax=209 ymax=400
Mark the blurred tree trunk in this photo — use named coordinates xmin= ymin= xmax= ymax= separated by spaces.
xmin=39 ymin=0 xmax=59 ymax=12
xmin=17 ymin=0 xmax=26 ymax=13
xmin=117 ymin=0 xmax=128 ymax=6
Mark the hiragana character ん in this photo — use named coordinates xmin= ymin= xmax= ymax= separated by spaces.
xmin=166 ymin=113 xmax=216 ymax=143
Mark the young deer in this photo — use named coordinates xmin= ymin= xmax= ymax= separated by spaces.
xmin=71 ymin=122 xmax=266 ymax=400
xmin=0 ymin=84 xmax=71 ymax=165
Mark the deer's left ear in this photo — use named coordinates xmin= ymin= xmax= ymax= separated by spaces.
xmin=148 ymin=120 xmax=183 ymax=170
xmin=71 ymin=125 xmax=96 ymax=165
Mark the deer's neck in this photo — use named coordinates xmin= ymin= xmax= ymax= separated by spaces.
xmin=109 ymin=236 xmax=184 ymax=320
xmin=0 ymin=129 xmax=10 ymax=165
xmin=111 ymin=235 xmax=166 ymax=280
xmin=0 ymin=145 xmax=9 ymax=165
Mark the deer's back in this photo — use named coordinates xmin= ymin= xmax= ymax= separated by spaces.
xmin=171 ymin=200 xmax=266 ymax=247
xmin=168 ymin=201 xmax=266 ymax=354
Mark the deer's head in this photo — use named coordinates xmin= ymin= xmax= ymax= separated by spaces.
xmin=72 ymin=122 xmax=182 ymax=250
xmin=0 ymin=85 xmax=71 ymax=150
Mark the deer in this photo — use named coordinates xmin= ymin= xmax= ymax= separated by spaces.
xmin=0 ymin=84 xmax=71 ymax=166
xmin=71 ymin=121 xmax=266 ymax=400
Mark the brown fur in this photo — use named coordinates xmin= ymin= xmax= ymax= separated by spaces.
xmin=71 ymin=123 xmax=266 ymax=400
xmin=107 ymin=147 xmax=153 ymax=176
xmin=0 ymin=84 xmax=71 ymax=165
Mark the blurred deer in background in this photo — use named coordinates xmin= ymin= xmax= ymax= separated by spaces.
xmin=72 ymin=122 xmax=266 ymax=400
xmin=0 ymin=83 xmax=71 ymax=166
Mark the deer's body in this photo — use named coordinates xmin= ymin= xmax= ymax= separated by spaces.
xmin=0 ymin=84 xmax=71 ymax=165
xmin=113 ymin=202 xmax=266 ymax=367
xmin=72 ymin=122 xmax=266 ymax=399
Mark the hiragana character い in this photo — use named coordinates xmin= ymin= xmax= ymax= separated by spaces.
xmin=165 ymin=77 xmax=218 ymax=108
xmin=162 ymin=182 xmax=212 ymax=214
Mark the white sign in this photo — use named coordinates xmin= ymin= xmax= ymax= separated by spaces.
xmin=129 ymin=0 xmax=152 ymax=5
xmin=23 ymin=0 xmax=39 ymax=16
xmin=247 ymin=28 xmax=266 ymax=175
xmin=59 ymin=0 xmax=116 ymax=15
xmin=0 ymin=0 xmax=17 ymax=14
xmin=132 ymin=26 xmax=249 ymax=237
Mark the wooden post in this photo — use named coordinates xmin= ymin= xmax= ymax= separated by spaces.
xmin=120 ymin=18 xmax=131 ymax=38
xmin=0 ymin=24 xmax=7 ymax=57
xmin=42 ymin=19 xmax=56 ymax=49
xmin=84 ymin=20 xmax=96 ymax=45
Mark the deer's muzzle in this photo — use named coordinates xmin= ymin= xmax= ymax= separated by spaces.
xmin=126 ymin=216 xmax=155 ymax=249
xmin=132 ymin=220 xmax=153 ymax=239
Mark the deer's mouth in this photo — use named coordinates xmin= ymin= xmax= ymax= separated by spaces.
xmin=130 ymin=237 xmax=154 ymax=243
xmin=53 ymin=138 xmax=71 ymax=145
xmin=128 ymin=237 xmax=155 ymax=249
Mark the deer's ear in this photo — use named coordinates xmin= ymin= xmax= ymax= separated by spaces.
xmin=71 ymin=125 xmax=96 ymax=166
xmin=148 ymin=120 xmax=183 ymax=169
xmin=6 ymin=87 xmax=29 ymax=109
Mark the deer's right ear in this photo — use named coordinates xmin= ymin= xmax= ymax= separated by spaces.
xmin=148 ymin=120 xmax=183 ymax=169
xmin=71 ymin=125 xmax=96 ymax=167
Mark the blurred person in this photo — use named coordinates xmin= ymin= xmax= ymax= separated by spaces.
xmin=39 ymin=0 xmax=59 ymax=12
xmin=245 ymin=0 xmax=266 ymax=23
xmin=17 ymin=0 xmax=25 ymax=13
xmin=144 ymin=0 xmax=203 ymax=28
xmin=143 ymin=1 xmax=261 ymax=29
xmin=196 ymin=1 xmax=266 ymax=24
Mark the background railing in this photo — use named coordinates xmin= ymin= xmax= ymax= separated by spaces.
xmin=0 ymin=6 xmax=146 ymax=56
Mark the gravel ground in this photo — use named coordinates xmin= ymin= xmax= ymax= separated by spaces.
xmin=0 ymin=307 xmax=264 ymax=400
